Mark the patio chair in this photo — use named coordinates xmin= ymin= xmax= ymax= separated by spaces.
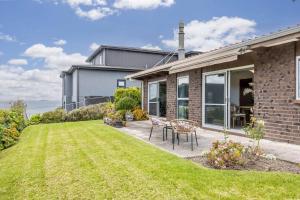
xmin=170 ymin=119 xmax=199 ymax=151
xmin=149 ymin=117 xmax=168 ymax=141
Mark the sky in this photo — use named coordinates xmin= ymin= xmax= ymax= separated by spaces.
xmin=0 ymin=0 xmax=300 ymax=101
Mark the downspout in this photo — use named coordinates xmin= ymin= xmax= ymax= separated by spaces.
xmin=77 ymin=67 xmax=80 ymax=108
xmin=141 ymin=81 xmax=144 ymax=110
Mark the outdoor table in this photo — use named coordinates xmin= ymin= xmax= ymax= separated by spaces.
xmin=162 ymin=120 xmax=172 ymax=141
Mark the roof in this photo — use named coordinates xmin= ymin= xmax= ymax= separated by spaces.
xmin=60 ymin=64 xmax=143 ymax=77
xmin=126 ymin=24 xmax=300 ymax=79
xmin=86 ymin=45 xmax=176 ymax=62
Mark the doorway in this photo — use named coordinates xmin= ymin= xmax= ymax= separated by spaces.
xmin=202 ymin=65 xmax=254 ymax=131
xmin=148 ymin=81 xmax=167 ymax=117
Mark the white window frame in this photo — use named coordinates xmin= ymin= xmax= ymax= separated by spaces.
xmin=202 ymin=64 xmax=254 ymax=132
xmin=147 ymin=79 xmax=166 ymax=117
xmin=177 ymin=76 xmax=189 ymax=119
xmin=296 ymin=56 xmax=300 ymax=100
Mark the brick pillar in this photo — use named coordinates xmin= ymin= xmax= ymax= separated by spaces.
xmin=143 ymin=79 xmax=148 ymax=111
xmin=166 ymin=74 xmax=177 ymax=120
xmin=188 ymin=69 xmax=202 ymax=125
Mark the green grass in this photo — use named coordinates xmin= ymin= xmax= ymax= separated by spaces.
xmin=0 ymin=120 xmax=299 ymax=200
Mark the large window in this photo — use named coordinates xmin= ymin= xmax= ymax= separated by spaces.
xmin=297 ymin=56 xmax=300 ymax=100
xmin=177 ymin=76 xmax=189 ymax=119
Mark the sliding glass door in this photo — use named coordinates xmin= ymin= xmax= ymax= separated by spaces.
xmin=149 ymin=83 xmax=159 ymax=116
xmin=203 ymin=66 xmax=254 ymax=131
xmin=203 ymin=72 xmax=227 ymax=128
xmin=148 ymin=81 xmax=167 ymax=117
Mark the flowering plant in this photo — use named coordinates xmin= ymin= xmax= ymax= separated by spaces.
xmin=243 ymin=117 xmax=265 ymax=147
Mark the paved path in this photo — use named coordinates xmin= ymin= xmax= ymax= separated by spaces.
xmin=118 ymin=120 xmax=300 ymax=163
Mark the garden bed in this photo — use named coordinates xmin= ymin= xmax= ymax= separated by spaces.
xmin=188 ymin=156 xmax=300 ymax=174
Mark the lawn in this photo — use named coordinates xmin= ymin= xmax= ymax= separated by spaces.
xmin=0 ymin=121 xmax=299 ymax=200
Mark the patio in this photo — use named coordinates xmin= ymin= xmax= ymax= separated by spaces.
xmin=118 ymin=120 xmax=300 ymax=163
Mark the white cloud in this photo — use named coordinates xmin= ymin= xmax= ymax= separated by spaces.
xmin=75 ymin=7 xmax=115 ymax=20
xmin=46 ymin=0 xmax=174 ymax=20
xmin=113 ymin=0 xmax=174 ymax=9
xmin=24 ymin=43 xmax=86 ymax=70
xmin=0 ymin=44 xmax=87 ymax=101
xmin=8 ymin=59 xmax=28 ymax=65
xmin=141 ymin=44 xmax=162 ymax=50
xmin=0 ymin=64 xmax=61 ymax=101
xmin=89 ymin=42 xmax=100 ymax=51
xmin=162 ymin=16 xmax=256 ymax=52
xmin=0 ymin=32 xmax=16 ymax=42
xmin=65 ymin=0 xmax=107 ymax=7
xmin=54 ymin=39 xmax=67 ymax=46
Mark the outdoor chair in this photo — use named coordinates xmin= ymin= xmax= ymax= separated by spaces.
xmin=170 ymin=119 xmax=199 ymax=151
xmin=149 ymin=117 xmax=169 ymax=141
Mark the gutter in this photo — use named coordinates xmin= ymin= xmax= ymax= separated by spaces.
xmin=127 ymin=25 xmax=300 ymax=79
xmin=77 ymin=67 xmax=79 ymax=108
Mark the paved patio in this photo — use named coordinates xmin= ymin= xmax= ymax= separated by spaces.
xmin=118 ymin=120 xmax=300 ymax=163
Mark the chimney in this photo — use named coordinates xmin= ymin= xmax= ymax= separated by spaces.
xmin=178 ymin=21 xmax=185 ymax=60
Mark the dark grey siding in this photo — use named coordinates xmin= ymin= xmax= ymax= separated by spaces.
xmin=105 ymin=49 xmax=177 ymax=69
xmin=78 ymin=69 xmax=140 ymax=98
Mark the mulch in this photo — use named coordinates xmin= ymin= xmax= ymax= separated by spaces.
xmin=188 ymin=156 xmax=300 ymax=174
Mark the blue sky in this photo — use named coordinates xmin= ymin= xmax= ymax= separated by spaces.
xmin=0 ymin=0 xmax=300 ymax=101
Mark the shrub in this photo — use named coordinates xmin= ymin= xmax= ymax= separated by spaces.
xmin=115 ymin=97 xmax=139 ymax=111
xmin=132 ymin=108 xmax=148 ymax=121
xmin=207 ymin=140 xmax=246 ymax=169
xmin=10 ymin=100 xmax=26 ymax=114
xmin=65 ymin=104 xmax=104 ymax=122
xmin=0 ymin=109 xmax=26 ymax=132
xmin=1 ymin=126 xmax=20 ymax=149
xmin=29 ymin=114 xmax=41 ymax=125
xmin=106 ymin=110 xmax=123 ymax=122
xmin=102 ymin=102 xmax=115 ymax=117
xmin=0 ymin=105 xmax=27 ymax=150
xmin=243 ymin=117 xmax=265 ymax=147
xmin=114 ymin=87 xmax=141 ymax=105
xmin=40 ymin=109 xmax=66 ymax=123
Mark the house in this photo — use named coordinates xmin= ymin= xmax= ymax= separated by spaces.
xmin=61 ymin=45 xmax=200 ymax=111
xmin=127 ymin=22 xmax=300 ymax=145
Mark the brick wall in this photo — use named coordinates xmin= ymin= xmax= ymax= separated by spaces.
xmin=143 ymin=79 xmax=148 ymax=111
xmin=166 ymin=74 xmax=177 ymax=120
xmin=188 ymin=69 xmax=202 ymax=125
xmin=141 ymin=42 xmax=300 ymax=144
xmin=254 ymin=42 xmax=300 ymax=144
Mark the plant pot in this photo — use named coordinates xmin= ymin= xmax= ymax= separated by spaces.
xmin=113 ymin=121 xmax=123 ymax=128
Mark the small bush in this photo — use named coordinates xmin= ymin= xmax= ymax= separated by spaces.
xmin=106 ymin=110 xmax=123 ymax=122
xmin=207 ymin=140 xmax=246 ymax=169
xmin=40 ymin=109 xmax=66 ymax=123
xmin=0 ymin=102 xmax=27 ymax=151
xmin=29 ymin=114 xmax=41 ymax=125
xmin=65 ymin=104 xmax=104 ymax=122
xmin=243 ymin=117 xmax=265 ymax=147
xmin=102 ymin=102 xmax=115 ymax=117
xmin=115 ymin=97 xmax=139 ymax=111
xmin=38 ymin=103 xmax=106 ymax=124
xmin=132 ymin=108 xmax=148 ymax=121
xmin=1 ymin=126 xmax=20 ymax=149
xmin=114 ymin=87 xmax=141 ymax=105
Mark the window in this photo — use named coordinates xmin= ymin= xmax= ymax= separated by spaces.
xmin=98 ymin=55 xmax=102 ymax=65
xmin=177 ymin=76 xmax=189 ymax=119
xmin=117 ymin=79 xmax=126 ymax=88
xmin=297 ymin=56 xmax=300 ymax=100
xmin=148 ymin=83 xmax=158 ymax=116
